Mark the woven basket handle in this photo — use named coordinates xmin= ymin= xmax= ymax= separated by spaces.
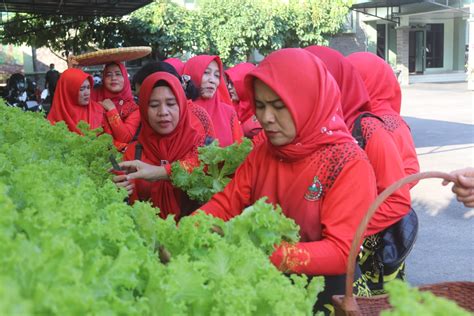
xmin=341 ymin=171 xmax=458 ymax=310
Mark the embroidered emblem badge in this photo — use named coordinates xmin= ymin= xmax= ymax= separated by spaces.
xmin=304 ymin=176 xmax=323 ymax=201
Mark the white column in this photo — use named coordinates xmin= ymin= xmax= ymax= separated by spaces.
xmin=468 ymin=3 xmax=474 ymax=90
xmin=396 ymin=16 xmax=410 ymax=86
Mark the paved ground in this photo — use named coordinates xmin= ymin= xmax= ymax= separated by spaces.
xmin=400 ymin=82 xmax=474 ymax=285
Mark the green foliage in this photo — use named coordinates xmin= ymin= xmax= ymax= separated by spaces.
xmin=170 ymin=138 xmax=253 ymax=203
xmin=381 ymin=280 xmax=471 ymax=316
xmin=223 ymin=198 xmax=300 ymax=255
xmin=1 ymin=0 xmax=350 ymax=64
xmin=1 ymin=13 xmax=128 ymax=56
xmin=0 ymin=105 xmax=321 ymax=315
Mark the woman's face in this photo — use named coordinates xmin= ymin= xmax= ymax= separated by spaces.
xmin=147 ymin=85 xmax=180 ymax=135
xmin=103 ymin=64 xmax=124 ymax=93
xmin=200 ymin=60 xmax=220 ymax=99
xmin=254 ymin=79 xmax=296 ymax=146
xmin=226 ymin=75 xmax=239 ymax=102
xmin=78 ymin=79 xmax=91 ymax=106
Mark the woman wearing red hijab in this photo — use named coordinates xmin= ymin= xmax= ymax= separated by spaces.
xmin=305 ymin=46 xmax=411 ymax=235
xmin=225 ymin=62 xmax=262 ymax=139
xmin=347 ymin=52 xmax=420 ymax=185
xmin=93 ymin=62 xmax=140 ymax=151
xmin=47 ymin=68 xmax=104 ymax=134
xmin=306 ymin=46 xmax=412 ymax=295
xmin=197 ymin=48 xmax=377 ymax=313
xmin=163 ymin=57 xmax=185 ymax=76
xmin=112 ymin=72 xmax=206 ymax=220
xmin=183 ymin=55 xmax=243 ymax=147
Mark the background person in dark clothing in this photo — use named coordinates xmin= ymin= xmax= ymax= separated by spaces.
xmin=45 ymin=63 xmax=60 ymax=101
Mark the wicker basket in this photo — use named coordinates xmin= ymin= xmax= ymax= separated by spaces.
xmin=332 ymin=171 xmax=474 ymax=315
xmin=74 ymin=47 xmax=152 ymax=66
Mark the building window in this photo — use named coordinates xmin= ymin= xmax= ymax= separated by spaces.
xmin=376 ymin=24 xmax=386 ymax=60
xmin=426 ymin=23 xmax=444 ymax=68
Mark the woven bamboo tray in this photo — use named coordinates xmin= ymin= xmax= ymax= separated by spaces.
xmin=74 ymin=47 xmax=152 ymax=66
xmin=332 ymin=171 xmax=474 ymax=315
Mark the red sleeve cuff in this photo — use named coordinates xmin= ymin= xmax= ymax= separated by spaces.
xmin=164 ymin=163 xmax=172 ymax=176
xmin=106 ymin=108 xmax=119 ymax=117
xmin=269 ymin=242 xmax=312 ymax=274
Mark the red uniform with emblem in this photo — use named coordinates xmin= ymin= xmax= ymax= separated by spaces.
xmin=199 ymin=48 xmax=377 ymax=276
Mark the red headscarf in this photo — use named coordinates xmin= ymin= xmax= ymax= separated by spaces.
xmin=346 ymin=52 xmax=402 ymax=115
xmin=183 ymin=55 xmax=236 ymax=146
xmin=93 ymin=62 xmax=137 ymax=117
xmin=225 ymin=62 xmax=256 ymax=122
xmin=304 ymin=46 xmax=371 ymax=129
xmin=47 ymin=68 xmax=104 ymax=134
xmin=164 ymin=58 xmax=185 ymax=76
xmin=137 ymin=72 xmax=204 ymax=216
xmin=244 ymin=48 xmax=354 ymax=162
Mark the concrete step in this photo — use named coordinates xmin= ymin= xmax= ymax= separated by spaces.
xmin=409 ymin=72 xmax=467 ymax=84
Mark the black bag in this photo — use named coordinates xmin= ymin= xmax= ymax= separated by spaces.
xmin=352 ymin=112 xmax=419 ymax=281
xmin=375 ymin=209 xmax=418 ymax=277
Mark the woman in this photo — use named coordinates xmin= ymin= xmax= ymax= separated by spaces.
xmin=225 ymin=62 xmax=262 ymax=139
xmin=132 ymin=61 xmax=215 ymax=142
xmin=347 ymin=52 xmax=420 ymax=185
xmin=113 ymin=72 xmax=206 ymax=219
xmin=305 ymin=46 xmax=411 ymax=236
xmin=197 ymin=48 xmax=377 ymax=314
xmin=183 ymin=55 xmax=243 ymax=147
xmin=163 ymin=57 xmax=185 ymax=76
xmin=306 ymin=45 xmax=412 ymax=294
xmin=47 ymin=68 xmax=104 ymax=134
xmin=94 ymin=62 xmax=141 ymax=151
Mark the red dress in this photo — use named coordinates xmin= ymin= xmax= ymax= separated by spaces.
xmin=124 ymin=72 xmax=205 ymax=219
xmin=47 ymin=68 xmax=104 ymax=134
xmin=184 ymin=55 xmax=243 ymax=147
xmin=305 ymin=46 xmax=411 ymax=236
xmin=93 ymin=62 xmax=140 ymax=151
xmin=199 ymin=48 xmax=377 ymax=275
xmin=347 ymin=52 xmax=420 ymax=187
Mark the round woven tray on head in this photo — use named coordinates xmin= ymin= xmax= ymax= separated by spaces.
xmin=74 ymin=47 xmax=152 ymax=66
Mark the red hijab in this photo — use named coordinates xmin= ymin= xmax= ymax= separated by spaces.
xmin=137 ymin=72 xmax=204 ymax=216
xmin=346 ymin=52 xmax=402 ymax=115
xmin=304 ymin=46 xmax=371 ymax=129
xmin=244 ymin=48 xmax=354 ymax=162
xmin=93 ymin=62 xmax=137 ymax=117
xmin=47 ymin=68 xmax=104 ymax=134
xmin=164 ymin=58 xmax=185 ymax=76
xmin=225 ymin=62 xmax=256 ymax=122
xmin=183 ymin=55 xmax=235 ymax=146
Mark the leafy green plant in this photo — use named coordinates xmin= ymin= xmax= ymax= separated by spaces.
xmin=0 ymin=106 xmax=321 ymax=315
xmin=381 ymin=280 xmax=471 ymax=316
xmin=171 ymin=138 xmax=253 ymax=203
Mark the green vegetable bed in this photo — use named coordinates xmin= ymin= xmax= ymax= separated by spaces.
xmin=0 ymin=105 xmax=321 ymax=315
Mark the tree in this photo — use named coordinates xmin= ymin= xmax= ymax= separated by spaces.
xmin=0 ymin=0 xmax=351 ymax=64
xmin=0 ymin=13 xmax=128 ymax=58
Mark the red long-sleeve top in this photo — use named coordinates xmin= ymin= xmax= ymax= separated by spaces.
xmin=357 ymin=117 xmax=411 ymax=236
xmin=103 ymin=104 xmax=141 ymax=143
xmin=381 ymin=114 xmax=420 ymax=187
xmin=199 ymin=142 xmax=377 ymax=276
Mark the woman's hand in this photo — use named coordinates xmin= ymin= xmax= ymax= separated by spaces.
xmin=111 ymin=174 xmax=134 ymax=196
xmin=118 ymin=160 xmax=169 ymax=182
xmin=100 ymin=99 xmax=116 ymax=112
xmin=442 ymin=167 xmax=474 ymax=208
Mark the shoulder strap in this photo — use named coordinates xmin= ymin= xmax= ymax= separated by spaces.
xmin=351 ymin=113 xmax=384 ymax=150
xmin=132 ymin=123 xmax=141 ymax=142
xmin=134 ymin=143 xmax=143 ymax=160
